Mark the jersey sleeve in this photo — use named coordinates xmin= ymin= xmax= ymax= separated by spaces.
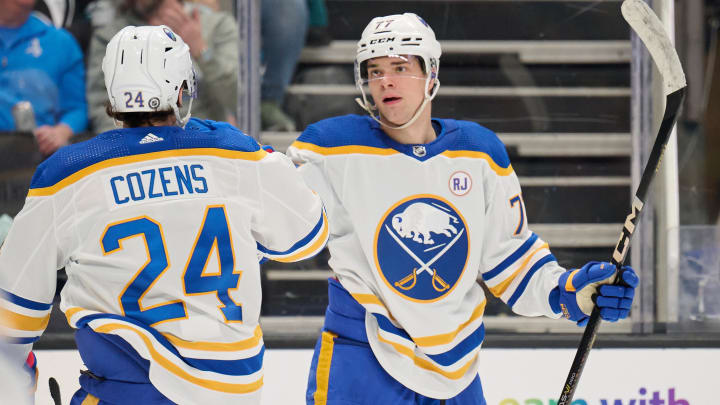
xmin=251 ymin=151 xmax=328 ymax=262
xmin=0 ymin=195 xmax=65 ymax=373
xmin=478 ymin=162 xmax=565 ymax=318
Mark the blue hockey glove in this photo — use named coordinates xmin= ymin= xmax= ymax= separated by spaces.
xmin=550 ymin=261 xmax=639 ymax=326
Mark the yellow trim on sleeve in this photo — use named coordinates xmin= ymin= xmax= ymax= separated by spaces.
xmin=93 ymin=323 xmax=263 ymax=393
xmin=27 ymin=148 xmax=268 ymax=197
xmin=440 ymin=150 xmax=514 ymax=176
xmin=0 ymin=308 xmax=50 ymax=331
xmin=412 ymin=301 xmax=486 ymax=347
xmin=162 ymin=325 xmax=263 ymax=352
xmin=290 ymin=141 xmax=398 ymax=156
xmin=64 ymin=307 xmax=86 ymax=326
xmin=312 ymin=331 xmax=337 ymax=405
xmin=488 ymin=243 xmax=550 ymax=297
xmin=273 ymin=211 xmax=329 ymax=263
xmin=350 ymin=293 xmax=384 ymax=306
xmin=376 ymin=333 xmax=477 ymax=380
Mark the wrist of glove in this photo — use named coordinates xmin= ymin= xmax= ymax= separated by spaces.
xmin=549 ymin=261 xmax=639 ymax=326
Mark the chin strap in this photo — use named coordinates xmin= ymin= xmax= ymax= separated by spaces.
xmin=173 ymin=97 xmax=194 ymax=128
xmin=355 ymin=96 xmax=430 ymax=130
xmin=355 ymin=78 xmax=440 ymax=130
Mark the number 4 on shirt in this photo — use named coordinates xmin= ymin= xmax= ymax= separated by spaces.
xmin=101 ymin=205 xmax=243 ymax=326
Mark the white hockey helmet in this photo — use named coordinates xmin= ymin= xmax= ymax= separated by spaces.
xmin=102 ymin=25 xmax=196 ymax=127
xmin=354 ymin=13 xmax=441 ymax=129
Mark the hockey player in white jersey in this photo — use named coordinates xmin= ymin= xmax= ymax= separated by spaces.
xmin=0 ymin=25 xmax=327 ymax=404
xmin=287 ymin=13 xmax=639 ymax=405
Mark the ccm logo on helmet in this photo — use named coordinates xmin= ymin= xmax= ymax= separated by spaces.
xmin=370 ymin=37 xmax=395 ymax=44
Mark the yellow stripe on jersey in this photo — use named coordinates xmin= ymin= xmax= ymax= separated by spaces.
xmin=273 ymin=211 xmax=329 ymax=263
xmin=27 ymin=148 xmax=268 ymax=197
xmin=93 ymin=322 xmax=263 ymax=393
xmin=412 ymin=301 xmax=486 ymax=347
xmin=488 ymin=243 xmax=550 ymax=297
xmin=376 ymin=333 xmax=477 ymax=380
xmin=0 ymin=307 xmax=50 ymax=331
xmin=440 ymin=150 xmax=514 ymax=176
xmin=290 ymin=141 xmax=399 ymax=156
xmin=162 ymin=325 xmax=263 ymax=352
xmin=81 ymin=393 xmax=100 ymax=405
xmin=350 ymin=293 xmax=384 ymax=306
xmin=64 ymin=307 xmax=85 ymax=325
xmin=313 ymin=331 xmax=337 ymax=405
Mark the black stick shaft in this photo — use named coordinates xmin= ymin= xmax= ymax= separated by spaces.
xmin=557 ymin=88 xmax=685 ymax=404
xmin=49 ymin=377 xmax=62 ymax=405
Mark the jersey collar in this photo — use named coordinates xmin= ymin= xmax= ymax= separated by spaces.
xmin=371 ymin=118 xmax=458 ymax=162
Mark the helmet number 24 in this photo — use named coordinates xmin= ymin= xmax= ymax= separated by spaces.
xmin=124 ymin=91 xmax=145 ymax=108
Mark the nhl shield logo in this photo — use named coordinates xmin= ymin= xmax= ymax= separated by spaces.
xmin=374 ymin=194 xmax=469 ymax=302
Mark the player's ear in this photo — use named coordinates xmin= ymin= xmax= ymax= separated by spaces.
xmin=177 ymin=81 xmax=186 ymax=107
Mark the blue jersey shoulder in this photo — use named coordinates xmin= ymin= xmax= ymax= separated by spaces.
xmin=298 ymin=115 xmax=388 ymax=149
xmin=183 ymin=118 xmax=261 ymax=152
xmin=30 ymin=122 xmax=260 ymax=190
xmin=443 ymin=119 xmax=510 ymax=169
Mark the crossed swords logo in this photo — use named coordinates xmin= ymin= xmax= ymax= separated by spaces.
xmin=384 ymin=224 xmax=465 ymax=293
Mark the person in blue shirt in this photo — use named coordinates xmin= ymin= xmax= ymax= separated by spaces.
xmin=0 ymin=0 xmax=88 ymax=155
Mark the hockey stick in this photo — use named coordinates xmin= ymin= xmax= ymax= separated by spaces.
xmin=49 ymin=377 xmax=62 ymax=405
xmin=556 ymin=1 xmax=687 ymax=403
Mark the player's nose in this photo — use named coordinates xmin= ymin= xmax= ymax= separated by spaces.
xmin=379 ymin=76 xmax=396 ymax=89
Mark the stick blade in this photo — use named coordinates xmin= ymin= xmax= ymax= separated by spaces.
xmin=622 ymin=0 xmax=687 ymax=95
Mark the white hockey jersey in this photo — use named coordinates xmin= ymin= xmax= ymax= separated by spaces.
xmin=287 ymin=115 xmax=566 ymax=399
xmin=0 ymin=119 xmax=328 ymax=404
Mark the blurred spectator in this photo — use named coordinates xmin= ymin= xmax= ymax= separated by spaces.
xmin=0 ymin=0 xmax=88 ymax=155
xmin=86 ymin=0 xmax=238 ymax=133
xmin=306 ymin=0 xmax=331 ymax=46
xmin=260 ymin=0 xmax=307 ymax=131
xmin=33 ymin=0 xmax=96 ymax=55
xmin=187 ymin=0 xmax=219 ymax=11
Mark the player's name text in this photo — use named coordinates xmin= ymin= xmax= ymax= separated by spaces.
xmin=108 ymin=164 xmax=208 ymax=205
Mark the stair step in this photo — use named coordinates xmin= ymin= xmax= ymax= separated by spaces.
xmin=286 ymin=84 xmax=631 ymax=97
xmin=296 ymin=64 xmax=631 ymax=88
xmin=285 ymin=94 xmax=630 ymax=132
xmin=300 ymin=40 xmax=631 ymax=64
xmin=324 ymin=1 xmax=627 ymax=41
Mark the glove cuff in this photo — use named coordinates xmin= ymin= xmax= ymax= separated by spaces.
xmin=548 ymin=287 xmax=561 ymax=314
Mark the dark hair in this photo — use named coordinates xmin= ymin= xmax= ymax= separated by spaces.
xmin=105 ymin=101 xmax=174 ymax=128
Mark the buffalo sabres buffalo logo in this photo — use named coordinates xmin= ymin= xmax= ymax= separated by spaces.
xmin=374 ymin=195 xmax=469 ymax=302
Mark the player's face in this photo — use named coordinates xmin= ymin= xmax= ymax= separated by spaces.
xmin=365 ymin=56 xmax=429 ymax=125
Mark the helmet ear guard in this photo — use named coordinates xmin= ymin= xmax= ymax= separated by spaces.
xmin=102 ymin=25 xmax=196 ymax=127
xmin=354 ymin=13 xmax=442 ymax=130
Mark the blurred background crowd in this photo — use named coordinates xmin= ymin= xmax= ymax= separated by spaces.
xmin=1 ymin=0 xmax=720 ymax=344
